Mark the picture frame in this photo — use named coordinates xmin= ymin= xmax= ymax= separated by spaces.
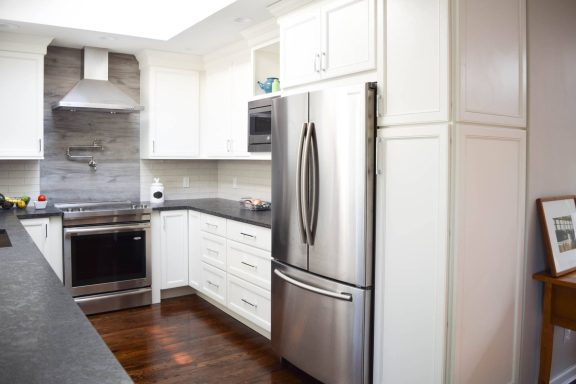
xmin=537 ymin=196 xmax=576 ymax=277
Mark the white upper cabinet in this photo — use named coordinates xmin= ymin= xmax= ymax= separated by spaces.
xmin=0 ymin=34 xmax=51 ymax=159
xmin=280 ymin=10 xmax=322 ymax=87
xmin=137 ymin=50 xmax=202 ymax=159
xmin=140 ymin=67 xmax=200 ymax=158
xmin=321 ymin=0 xmax=375 ymax=78
xmin=455 ymin=0 xmax=526 ymax=127
xmin=279 ymin=0 xmax=375 ymax=88
xmin=201 ymin=52 xmax=251 ymax=157
xmin=379 ymin=0 xmax=449 ymax=126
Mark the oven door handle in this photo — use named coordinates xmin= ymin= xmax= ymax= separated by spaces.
xmin=64 ymin=223 xmax=150 ymax=237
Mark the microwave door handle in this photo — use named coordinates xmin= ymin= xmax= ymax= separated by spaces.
xmin=274 ymin=269 xmax=353 ymax=301
xmin=296 ymin=122 xmax=308 ymax=244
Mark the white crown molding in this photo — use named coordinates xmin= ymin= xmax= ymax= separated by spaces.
xmin=0 ymin=32 xmax=52 ymax=55
xmin=202 ymin=39 xmax=250 ymax=65
xmin=240 ymin=19 xmax=279 ymax=47
xmin=267 ymin=0 xmax=316 ymax=18
xmin=135 ymin=49 xmax=203 ymax=70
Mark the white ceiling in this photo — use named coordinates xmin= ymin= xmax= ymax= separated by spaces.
xmin=0 ymin=0 xmax=279 ymax=55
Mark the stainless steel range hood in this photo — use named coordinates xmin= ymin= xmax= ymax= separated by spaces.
xmin=52 ymin=47 xmax=143 ymax=113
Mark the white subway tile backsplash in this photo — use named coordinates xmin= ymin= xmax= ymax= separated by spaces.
xmin=139 ymin=159 xmax=271 ymax=203
xmin=0 ymin=161 xmax=40 ymax=198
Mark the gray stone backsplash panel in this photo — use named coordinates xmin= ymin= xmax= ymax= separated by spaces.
xmin=42 ymin=46 xmax=140 ymax=203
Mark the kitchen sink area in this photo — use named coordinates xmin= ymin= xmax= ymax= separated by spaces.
xmin=0 ymin=229 xmax=11 ymax=248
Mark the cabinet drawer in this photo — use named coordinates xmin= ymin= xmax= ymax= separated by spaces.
xmin=200 ymin=214 xmax=227 ymax=236
xmin=227 ymin=240 xmax=271 ymax=290
xmin=200 ymin=231 xmax=227 ymax=270
xmin=227 ymin=274 xmax=271 ymax=332
xmin=227 ymin=220 xmax=271 ymax=251
xmin=200 ymin=262 xmax=227 ymax=305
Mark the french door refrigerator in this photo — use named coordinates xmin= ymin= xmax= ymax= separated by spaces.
xmin=271 ymin=82 xmax=376 ymax=384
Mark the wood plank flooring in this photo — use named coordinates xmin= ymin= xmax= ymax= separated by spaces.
xmin=89 ymin=295 xmax=320 ymax=384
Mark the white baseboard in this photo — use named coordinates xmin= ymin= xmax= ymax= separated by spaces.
xmin=551 ymin=363 xmax=576 ymax=384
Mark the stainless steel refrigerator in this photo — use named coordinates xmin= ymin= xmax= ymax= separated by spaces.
xmin=271 ymin=82 xmax=376 ymax=384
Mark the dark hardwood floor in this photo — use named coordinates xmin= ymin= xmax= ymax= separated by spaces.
xmin=89 ymin=295 xmax=320 ymax=384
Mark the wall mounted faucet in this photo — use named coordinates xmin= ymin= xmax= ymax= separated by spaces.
xmin=66 ymin=140 xmax=103 ymax=170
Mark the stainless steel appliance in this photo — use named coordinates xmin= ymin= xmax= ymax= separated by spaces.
xmin=248 ymin=96 xmax=278 ymax=152
xmin=271 ymin=82 xmax=376 ymax=384
xmin=57 ymin=201 xmax=152 ymax=315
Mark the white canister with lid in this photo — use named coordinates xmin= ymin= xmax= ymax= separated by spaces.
xmin=150 ymin=178 xmax=165 ymax=203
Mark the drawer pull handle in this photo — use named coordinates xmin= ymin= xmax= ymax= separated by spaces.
xmin=241 ymin=232 xmax=256 ymax=239
xmin=206 ymin=223 xmax=218 ymax=228
xmin=206 ymin=248 xmax=219 ymax=255
xmin=241 ymin=298 xmax=257 ymax=308
xmin=241 ymin=261 xmax=257 ymax=269
xmin=207 ymin=280 xmax=219 ymax=289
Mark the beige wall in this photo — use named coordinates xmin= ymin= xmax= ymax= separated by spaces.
xmin=522 ymin=0 xmax=576 ymax=382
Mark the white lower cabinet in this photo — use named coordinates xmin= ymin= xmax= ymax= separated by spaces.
xmin=21 ymin=216 xmax=63 ymax=282
xmin=188 ymin=211 xmax=202 ymax=290
xmin=200 ymin=261 xmax=227 ymax=305
xmin=226 ymin=240 xmax=271 ymax=291
xmin=200 ymin=231 xmax=227 ymax=270
xmin=160 ymin=210 xmax=188 ymax=289
xmin=227 ymin=274 xmax=271 ymax=331
xmin=189 ymin=213 xmax=272 ymax=335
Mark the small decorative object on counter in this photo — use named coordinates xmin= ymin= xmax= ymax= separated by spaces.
xmin=257 ymin=77 xmax=279 ymax=94
xmin=239 ymin=198 xmax=271 ymax=211
xmin=272 ymin=78 xmax=280 ymax=93
xmin=34 ymin=200 xmax=48 ymax=209
xmin=150 ymin=178 xmax=165 ymax=204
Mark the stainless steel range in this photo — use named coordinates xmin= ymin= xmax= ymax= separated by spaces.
xmin=56 ymin=201 xmax=152 ymax=315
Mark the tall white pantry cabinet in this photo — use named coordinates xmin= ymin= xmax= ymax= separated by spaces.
xmin=373 ymin=0 xmax=527 ymax=383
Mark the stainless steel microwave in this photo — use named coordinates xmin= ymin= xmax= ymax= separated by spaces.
xmin=248 ymin=96 xmax=278 ymax=152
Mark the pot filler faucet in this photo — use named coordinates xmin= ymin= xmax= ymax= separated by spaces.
xmin=66 ymin=140 xmax=103 ymax=169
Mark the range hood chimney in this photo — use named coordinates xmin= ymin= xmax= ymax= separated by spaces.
xmin=52 ymin=47 xmax=143 ymax=113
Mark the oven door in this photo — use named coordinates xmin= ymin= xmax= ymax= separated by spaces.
xmin=63 ymin=222 xmax=151 ymax=297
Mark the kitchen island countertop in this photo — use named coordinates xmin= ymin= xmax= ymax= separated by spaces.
xmin=0 ymin=210 xmax=133 ymax=384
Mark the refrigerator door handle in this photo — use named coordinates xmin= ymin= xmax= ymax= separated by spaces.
xmin=302 ymin=123 xmax=314 ymax=245
xmin=274 ymin=269 xmax=353 ymax=302
xmin=296 ymin=122 xmax=308 ymax=244
xmin=308 ymin=122 xmax=319 ymax=245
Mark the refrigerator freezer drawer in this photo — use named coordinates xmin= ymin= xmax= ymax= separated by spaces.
xmin=272 ymin=262 xmax=371 ymax=384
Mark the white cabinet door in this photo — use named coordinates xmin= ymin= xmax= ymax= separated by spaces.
xmin=455 ymin=0 xmax=526 ymax=127
xmin=21 ymin=217 xmax=63 ymax=282
xmin=380 ymin=0 xmax=449 ymax=126
xmin=229 ymin=58 xmax=251 ymax=156
xmin=321 ymin=0 xmax=375 ymax=79
xmin=0 ymin=51 xmax=44 ymax=159
xmin=188 ymin=210 xmax=201 ymax=290
xmin=202 ymin=61 xmax=232 ymax=156
xmin=279 ymin=9 xmax=322 ymax=88
xmin=450 ymin=125 xmax=526 ymax=384
xmin=373 ymin=125 xmax=449 ymax=384
xmin=141 ymin=67 xmax=200 ymax=158
xmin=160 ymin=210 xmax=188 ymax=289
xmin=201 ymin=55 xmax=251 ymax=157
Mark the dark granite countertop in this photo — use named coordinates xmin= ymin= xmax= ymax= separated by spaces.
xmin=149 ymin=198 xmax=271 ymax=228
xmin=0 ymin=211 xmax=133 ymax=384
xmin=15 ymin=205 xmax=63 ymax=219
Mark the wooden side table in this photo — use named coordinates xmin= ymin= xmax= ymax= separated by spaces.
xmin=533 ymin=271 xmax=576 ymax=383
